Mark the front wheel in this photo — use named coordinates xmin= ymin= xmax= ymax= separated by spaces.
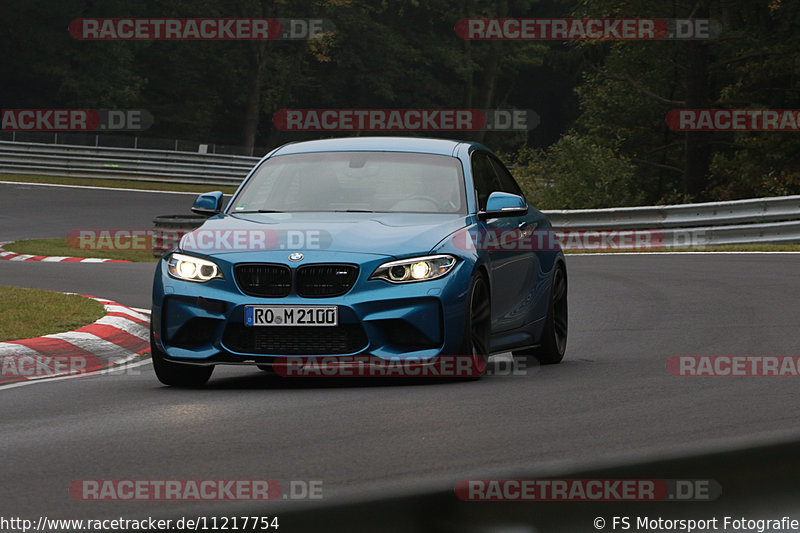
xmin=514 ymin=264 xmax=567 ymax=365
xmin=151 ymin=329 xmax=214 ymax=387
xmin=450 ymin=272 xmax=491 ymax=378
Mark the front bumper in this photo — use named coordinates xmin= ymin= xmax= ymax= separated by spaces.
xmin=151 ymin=251 xmax=472 ymax=365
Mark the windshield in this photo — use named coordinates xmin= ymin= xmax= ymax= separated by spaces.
xmin=230 ymin=151 xmax=466 ymax=214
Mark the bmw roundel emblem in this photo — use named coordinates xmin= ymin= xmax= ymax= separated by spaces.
xmin=288 ymin=252 xmax=304 ymax=262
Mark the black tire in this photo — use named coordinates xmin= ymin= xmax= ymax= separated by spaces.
xmin=150 ymin=329 xmax=214 ymax=387
xmin=451 ymin=272 xmax=491 ymax=378
xmin=514 ymin=264 xmax=567 ymax=365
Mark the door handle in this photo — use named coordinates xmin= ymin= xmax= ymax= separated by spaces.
xmin=517 ymin=221 xmax=537 ymax=238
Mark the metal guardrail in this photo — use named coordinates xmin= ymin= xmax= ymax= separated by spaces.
xmin=544 ymin=196 xmax=800 ymax=230
xmin=0 ymin=130 xmax=262 ymax=156
xmin=0 ymin=141 xmax=259 ymax=186
xmin=1 ymin=140 xmax=799 ymax=246
xmin=542 ymin=196 xmax=800 ymax=248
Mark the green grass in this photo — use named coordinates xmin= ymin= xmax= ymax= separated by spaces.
xmin=565 ymin=243 xmax=800 ymax=253
xmin=0 ymin=173 xmax=238 ymax=194
xmin=4 ymin=238 xmax=159 ymax=262
xmin=0 ymin=287 xmax=106 ymax=341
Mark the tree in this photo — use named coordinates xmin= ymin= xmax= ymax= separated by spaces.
xmin=545 ymin=0 xmax=800 ymax=204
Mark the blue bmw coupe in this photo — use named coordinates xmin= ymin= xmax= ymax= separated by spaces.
xmin=151 ymin=137 xmax=567 ymax=386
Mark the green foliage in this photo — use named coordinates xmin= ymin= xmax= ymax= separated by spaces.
xmin=2 ymin=0 xmax=799 ymax=206
xmin=709 ymin=134 xmax=800 ymax=200
xmin=507 ymin=133 xmax=641 ymax=209
xmin=559 ymin=0 xmax=800 ymax=203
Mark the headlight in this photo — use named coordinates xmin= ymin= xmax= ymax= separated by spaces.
xmin=370 ymin=254 xmax=457 ymax=283
xmin=167 ymin=253 xmax=223 ymax=282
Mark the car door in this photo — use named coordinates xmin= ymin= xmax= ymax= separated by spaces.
xmin=471 ymin=152 xmax=537 ymax=333
xmin=488 ymin=156 xmax=546 ymax=328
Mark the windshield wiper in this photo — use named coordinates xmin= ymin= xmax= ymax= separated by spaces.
xmin=331 ymin=209 xmax=375 ymax=213
xmin=233 ymin=209 xmax=286 ymax=213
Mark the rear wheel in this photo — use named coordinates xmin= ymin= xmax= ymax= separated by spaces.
xmin=514 ymin=264 xmax=567 ymax=365
xmin=150 ymin=328 xmax=214 ymax=387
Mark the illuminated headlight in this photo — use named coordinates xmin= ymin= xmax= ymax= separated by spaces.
xmin=370 ymin=255 xmax=457 ymax=283
xmin=167 ymin=253 xmax=223 ymax=282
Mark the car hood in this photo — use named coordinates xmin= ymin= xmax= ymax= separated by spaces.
xmin=182 ymin=212 xmax=470 ymax=258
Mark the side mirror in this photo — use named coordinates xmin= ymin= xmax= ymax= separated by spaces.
xmin=478 ymin=192 xmax=528 ymax=220
xmin=191 ymin=191 xmax=223 ymax=217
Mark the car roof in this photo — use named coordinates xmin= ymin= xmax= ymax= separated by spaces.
xmin=270 ymin=136 xmax=489 ymax=157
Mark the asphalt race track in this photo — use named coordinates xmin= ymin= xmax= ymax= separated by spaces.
xmin=0 ymin=181 xmax=197 ymax=241
xmin=2 ymin=182 xmax=800 ymax=530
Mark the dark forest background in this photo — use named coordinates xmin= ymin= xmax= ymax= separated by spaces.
xmin=2 ymin=0 xmax=799 ymax=208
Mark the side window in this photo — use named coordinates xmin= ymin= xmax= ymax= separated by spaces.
xmin=489 ymin=157 xmax=525 ymax=200
xmin=471 ymin=153 xmax=502 ymax=210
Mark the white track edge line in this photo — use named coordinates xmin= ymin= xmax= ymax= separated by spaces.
xmin=0 ymin=180 xmax=202 ymax=195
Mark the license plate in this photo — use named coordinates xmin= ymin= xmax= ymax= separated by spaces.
xmin=245 ymin=305 xmax=338 ymax=326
